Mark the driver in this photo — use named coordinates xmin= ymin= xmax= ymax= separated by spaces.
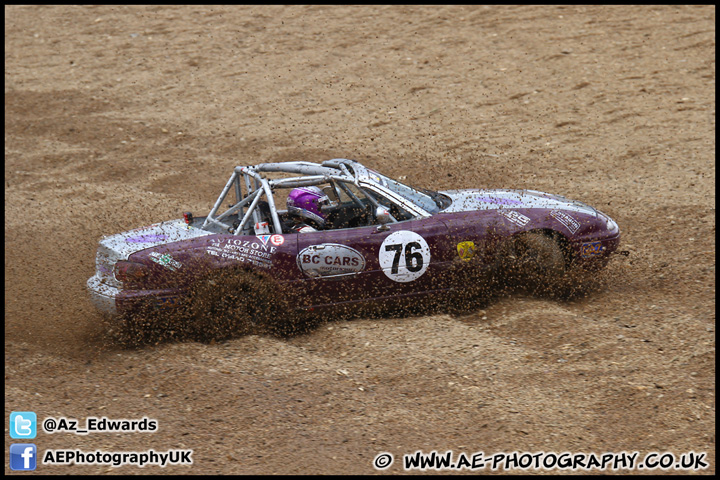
xmin=286 ymin=186 xmax=331 ymax=233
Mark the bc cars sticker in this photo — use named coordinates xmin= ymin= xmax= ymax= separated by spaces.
xmin=297 ymin=244 xmax=366 ymax=278
xmin=581 ymin=241 xmax=604 ymax=257
xmin=457 ymin=241 xmax=476 ymax=262
xmin=379 ymin=230 xmax=431 ymax=283
xmin=550 ymin=209 xmax=580 ymax=234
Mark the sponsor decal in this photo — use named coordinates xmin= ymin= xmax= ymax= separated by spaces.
xmin=148 ymin=252 xmax=182 ymax=271
xmin=255 ymin=221 xmax=270 ymax=234
xmin=498 ymin=209 xmax=531 ymax=227
xmin=125 ymin=234 xmax=168 ymax=243
xmin=98 ymin=264 xmax=113 ymax=275
xmin=154 ymin=296 xmax=181 ymax=309
xmin=581 ymin=241 xmax=604 ymax=257
xmin=477 ymin=196 xmax=523 ymax=206
xmin=379 ymin=230 xmax=431 ymax=283
xmin=205 ymin=237 xmax=276 ymax=268
xmin=550 ymin=209 xmax=580 ymax=234
xmin=457 ymin=241 xmax=476 ymax=262
xmin=270 ymin=234 xmax=285 ymax=246
xmin=297 ymin=244 xmax=366 ymax=278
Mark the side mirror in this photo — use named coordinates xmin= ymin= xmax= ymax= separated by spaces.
xmin=375 ymin=206 xmax=393 ymax=225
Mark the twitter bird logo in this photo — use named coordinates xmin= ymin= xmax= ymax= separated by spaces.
xmin=10 ymin=412 xmax=37 ymax=439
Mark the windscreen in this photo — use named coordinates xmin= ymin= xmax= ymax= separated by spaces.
xmin=368 ymin=170 xmax=440 ymax=214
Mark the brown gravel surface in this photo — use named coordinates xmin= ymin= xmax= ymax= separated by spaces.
xmin=4 ymin=5 xmax=715 ymax=475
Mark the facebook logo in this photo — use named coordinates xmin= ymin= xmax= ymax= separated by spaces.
xmin=10 ymin=411 xmax=37 ymax=439
xmin=10 ymin=444 xmax=37 ymax=471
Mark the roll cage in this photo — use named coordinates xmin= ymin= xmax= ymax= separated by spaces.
xmin=201 ymin=159 xmax=434 ymax=235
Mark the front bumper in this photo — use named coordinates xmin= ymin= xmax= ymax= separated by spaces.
xmin=87 ymin=275 xmax=184 ymax=317
xmin=571 ymin=232 xmax=621 ymax=269
xmin=87 ymin=275 xmax=119 ymax=316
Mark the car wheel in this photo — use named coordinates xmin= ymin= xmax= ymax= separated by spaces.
xmin=187 ymin=268 xmax=290 ymax=342
xmin=113 ymin=295 xmax=193 ymax=347
xmin=495 ymin=231 xmax=567 ymax=295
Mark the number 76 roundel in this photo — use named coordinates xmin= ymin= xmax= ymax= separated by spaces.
xmin=379 ymin=230 xmax=431 ymax=282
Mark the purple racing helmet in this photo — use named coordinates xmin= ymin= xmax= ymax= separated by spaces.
xmin=286 ymin=186 xmax=330 ymax=227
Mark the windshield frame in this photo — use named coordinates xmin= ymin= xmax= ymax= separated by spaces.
xmin=358 ymin=181 xmax=430 ymax=219
xmin=365 ymin=170 xmax=450 ymax=214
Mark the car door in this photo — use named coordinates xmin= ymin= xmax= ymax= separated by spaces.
xmin=294 ymin=215 xmax=454 ymax=309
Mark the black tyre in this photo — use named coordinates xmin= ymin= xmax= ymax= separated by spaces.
xmin=187 ymin=268 xmax=291 ymax=342
xmin=115 ymin=297 xmax=190 ymax=347
xmin=495 ymin=231 xmax=568 ymax=295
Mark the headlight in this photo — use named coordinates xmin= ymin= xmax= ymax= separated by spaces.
xmin=598 ymin=211 xmax=619 ymax=234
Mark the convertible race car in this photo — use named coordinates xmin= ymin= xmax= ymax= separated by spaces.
xmin=87 ymin=158 xmax=620 ymax=337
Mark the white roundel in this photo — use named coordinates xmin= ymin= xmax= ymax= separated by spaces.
xmin=379 ymin=230 xmax=431 ymax=282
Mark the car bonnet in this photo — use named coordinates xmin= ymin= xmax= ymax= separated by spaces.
xmin=438 ymin=189 xmax=599 ymax=216
xmin=99 ymin=219 xmax=214 ymax=260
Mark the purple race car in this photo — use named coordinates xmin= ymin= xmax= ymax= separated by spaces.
xmin=87 ymin=159 xmax=620 ymax=334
